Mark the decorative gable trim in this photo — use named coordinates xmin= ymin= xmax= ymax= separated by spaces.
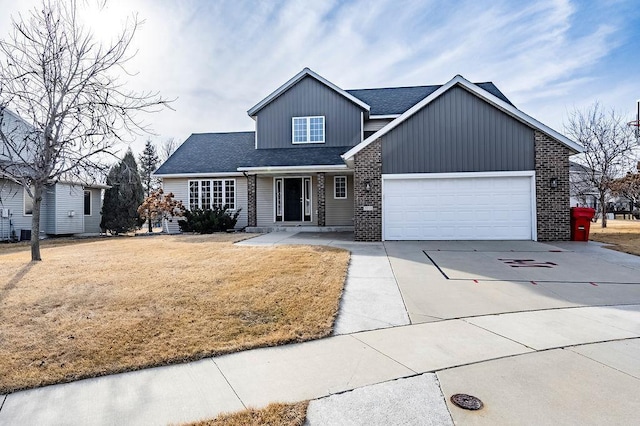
xmin=342 ymin=75 xmax=583 ymax=163
xmin=247 ymin=68 xmax=370 ymax=117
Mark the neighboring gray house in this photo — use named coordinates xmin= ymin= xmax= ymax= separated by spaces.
xmin=155 ymin=68 xmax=582 ymax=241
xmin=0 ymin=179 xmax=107 ymax=240
xmin=0 ymin=108 xmax=107 ymax=241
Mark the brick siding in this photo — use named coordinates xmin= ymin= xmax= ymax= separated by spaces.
xmin=317 ymin=172 xmax=326 ymax=226
xmin=247 ymin=174 xmax=257 ymax=227
xmin=354 ymin=139 xmax=382 ymax=241
xmin=535 ymin=130 xmax=572 ymax=241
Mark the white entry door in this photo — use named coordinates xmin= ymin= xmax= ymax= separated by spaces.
xmin=382 ymin=172 xmax=535 ymax=240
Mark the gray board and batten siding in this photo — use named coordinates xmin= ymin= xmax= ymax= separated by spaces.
xmin=255 ymin=76 xmax=364 ymax=149
xmin=381 ymin=86 xmax=535 ymax=174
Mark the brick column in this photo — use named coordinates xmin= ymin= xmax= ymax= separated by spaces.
xmin=354 ymin=139 xmax=382 ymax=241
xmin=535 ymin=131 xmax=572 ymax=241
xmin=317 ymin=173 xmax=326 ymax=226
xmin=247 ymin=174 xmax=257 ymax=227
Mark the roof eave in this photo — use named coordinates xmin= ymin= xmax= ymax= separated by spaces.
xmin=154 ymin=172 xmax=245 ymax=179
xmin=237 ymin=164 xmax=350 ymax=174
xmin=247 ymin=68 xmax=370 ymax=117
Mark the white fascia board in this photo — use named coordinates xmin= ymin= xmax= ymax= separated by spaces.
xmin=56 ymin=180 xmax=111 ymax=189
xmin=153 ymin=172 xmax=245 ymax=179
xmin=369 ymin=114 xmax=401 ymax=119
xmin=237 ymin=164 xmax=350 ymax=174
xmin=247 ymin=68 xmax=370 ymax=117
xmin=343 ymin=75 xmax=583 ymax=161
xmin=381 ymin=170 xmax=535 ymax=180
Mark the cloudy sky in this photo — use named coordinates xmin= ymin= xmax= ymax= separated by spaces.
xmin=1 ymin=0 xmax=639 ymax=156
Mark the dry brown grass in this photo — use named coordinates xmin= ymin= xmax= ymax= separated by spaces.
xmin=589 ymin=219 xmax=640 ymax=256
xmin=0 ymin=234 xmax=349 ymax=393
xmin=183 ymin=402 xmax=309 ymax=426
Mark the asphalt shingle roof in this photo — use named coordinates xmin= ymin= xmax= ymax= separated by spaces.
xmin=154 ymin=132 xmax=351 ymax=175
xmin=347 ymin=82 xmax=512 ymax=116
xmin=155 ymin=81 xmax=515 ymax=175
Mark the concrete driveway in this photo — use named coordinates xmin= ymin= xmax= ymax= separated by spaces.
xmin=385 ymin=240 xmax=640 ymax=323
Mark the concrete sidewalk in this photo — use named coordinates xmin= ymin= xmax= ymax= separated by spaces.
xmin=1 ymin=305 xmax=638 ymax=425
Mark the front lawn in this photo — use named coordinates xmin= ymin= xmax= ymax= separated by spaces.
xmin=0 ymin=234 xmax=349 ymax=393
xmin=589 ymin=219 xmax=640 ymax=256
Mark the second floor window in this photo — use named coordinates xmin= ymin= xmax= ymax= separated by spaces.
xmin=292 ymin=116 xmax=325 ymax=144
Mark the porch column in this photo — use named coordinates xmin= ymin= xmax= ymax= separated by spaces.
xmin=247 ymin=174 xmax=257 ymax=227
xmin=317 ymin=172 xmax=326 ymax=226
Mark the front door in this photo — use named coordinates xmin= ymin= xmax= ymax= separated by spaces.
xmin=275 ymin=177 xmax=312 ymax=222
xmin=284 ymin=178 xmax=302 ymax=221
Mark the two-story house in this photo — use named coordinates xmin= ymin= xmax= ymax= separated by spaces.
xmin=155 ymin=68 xmax=582 ymax=242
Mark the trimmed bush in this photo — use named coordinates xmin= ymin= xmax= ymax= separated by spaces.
xmin=178 ymin=206 xmax=241 ymax=233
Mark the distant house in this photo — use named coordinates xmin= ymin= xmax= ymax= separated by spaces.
xmin=0 ymin=108 xmax=108 ymax=241
xmin=156 ymin=68 xmax=582 ymax=241
xmin=569 ymin=161 xmax=598 ymax=209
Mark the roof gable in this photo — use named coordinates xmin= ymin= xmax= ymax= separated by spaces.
xmin=343 ymin=75 xmax=582 ymax=162
xmin=247 ymin=68 xmax=370 ymax=117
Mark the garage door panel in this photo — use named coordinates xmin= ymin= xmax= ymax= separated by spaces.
xmin=383 ymin=175 xmax=533 ymax=240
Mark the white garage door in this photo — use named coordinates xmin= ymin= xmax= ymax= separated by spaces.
xmin=383 ymin=173 xmax=535 ymax=240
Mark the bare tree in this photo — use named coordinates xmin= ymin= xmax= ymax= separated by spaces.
xmin=0 ymin=0 xmax=171 ymax=260
xmin=565 ymin=103 xmax=638 ymax=227
xmin=158 ymin=137 xmax=178 ymax=163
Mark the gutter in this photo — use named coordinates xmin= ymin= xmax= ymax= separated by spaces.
xmin=236 ymin=164 xmax=351 ymax=174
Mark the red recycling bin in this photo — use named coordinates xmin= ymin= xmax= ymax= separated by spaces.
xmin=570 ymin=207 xmax=596 ymax=241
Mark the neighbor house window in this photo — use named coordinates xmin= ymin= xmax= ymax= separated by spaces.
xmin=188 ymin=179 xmax=236 ymax=210
xmin=334 ymin=176 xmax=347 ymax=199
xmin=23 ymin=186 xmax=34 ymax=216
xmin=292 ymin=116 xmax=325 ymax=144
xmin=84 ymin=190 xmax=91 ymax=215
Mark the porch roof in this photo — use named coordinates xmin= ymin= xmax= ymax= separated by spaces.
xmin=154 ymin=131 xmax=351 ymax=177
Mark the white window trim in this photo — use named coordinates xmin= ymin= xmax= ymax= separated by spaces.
xmin=334 ymin=175 xmax=347 ymax=199
xmin=23 ymin=186 xmax=34 ymax=216
xmin=303 ymin=177 xmax=312 ymax=217
xmin=84 ymin=190 xmax=92 ymax=216
xmin=188 ymin=181 xmax=199 ymax=211
xmin=291 ymin=116 xmax=325 ymax=144
xmin=188 ymin=179 xmax=237 ymax=210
